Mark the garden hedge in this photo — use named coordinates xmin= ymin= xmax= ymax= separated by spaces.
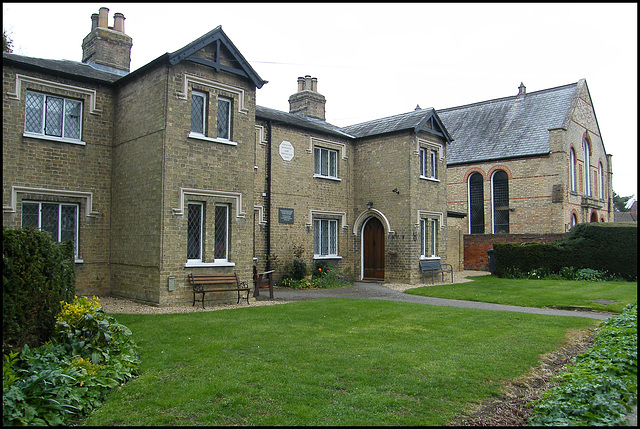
xmin=3 ymin=227 xmax=76 ymax=352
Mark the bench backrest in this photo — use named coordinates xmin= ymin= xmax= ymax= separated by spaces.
xmin=189 ymin=273 xmax=239 ymax=287
xmin=419 ymin=260 xmax=442 ymax=271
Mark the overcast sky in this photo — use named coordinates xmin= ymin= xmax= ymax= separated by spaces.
xmin=4 ymin=3 xmax=637 ymax=200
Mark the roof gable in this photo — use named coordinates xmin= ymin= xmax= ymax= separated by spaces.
xmin=168 ymin=26 xmax=267 ymax=89
xmin=438 ymin=82 xmax=578 ymax=165
xmin=340 ymin=108 xmax=453 ymax=141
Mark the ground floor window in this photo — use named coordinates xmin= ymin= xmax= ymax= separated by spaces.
xmin=314 ymin=218 xmax=338 ymax=257
xmin=420 ymin=218 xmax=438 ymax=257
xmin=214 ymin=204 xmax=229 ymax=261
xmin=187 ymin=202 xmax=204 ymax=261
xmin=21 ymin=201 xmax=79 ymax=258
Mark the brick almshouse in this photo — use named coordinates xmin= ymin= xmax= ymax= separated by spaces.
xmin=3 ymin=9 xmax=613 ymax=305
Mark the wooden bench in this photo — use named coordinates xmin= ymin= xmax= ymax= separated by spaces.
xmin=188 ymin=273 xmax=250 ymax=308
xmin=419 ymin=260 xmax=453 ymax=285
xmin=253 ymin=266 xmax=275 ymax=299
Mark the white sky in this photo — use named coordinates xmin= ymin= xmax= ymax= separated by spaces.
xmin=3 ymin=2 xmax=637 ymax=199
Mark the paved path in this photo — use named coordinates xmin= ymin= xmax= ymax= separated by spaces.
xmin=263 ymin=281 xmax=616 ymax=320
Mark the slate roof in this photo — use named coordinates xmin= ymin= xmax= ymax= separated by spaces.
xmin=256 ymin=105 xmax=354 ymax=139
xmin=3 ymin=52 xmax=123 ymax=84
xmin=438 ymin=82 xmax=578 ymax=165
xmin=339 ymin=108 xmax=453 ymax=141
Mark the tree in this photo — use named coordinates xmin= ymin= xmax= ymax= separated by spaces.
xmin=613 ymin=191 xmax=634 ymax=212
xmin=3 ymin=29 xmax=13 ymax=53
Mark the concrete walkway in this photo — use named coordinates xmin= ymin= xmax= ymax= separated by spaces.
xmin=264 ymin=280 xmax=616 ymax=320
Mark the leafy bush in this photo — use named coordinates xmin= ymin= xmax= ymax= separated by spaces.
xmin=2 ymin=296 xmax=139 ymax=426
xmin=3 ymin=227 xmax=76 ymax=352
xmin=528 ymin=302 xmax=637 ymax=426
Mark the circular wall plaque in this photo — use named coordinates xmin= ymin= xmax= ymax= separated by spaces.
xmin=279 ymin=140 xmax=294 ymax=161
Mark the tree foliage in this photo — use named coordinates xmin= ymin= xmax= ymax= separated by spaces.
xmin=613 ymin=191 xmax=634 ymax=212
xmin=3 ymin=29 xmax=13 ymax=53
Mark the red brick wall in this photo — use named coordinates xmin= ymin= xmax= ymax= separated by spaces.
xmin=464 ymin=233 xmax=565 ymax=270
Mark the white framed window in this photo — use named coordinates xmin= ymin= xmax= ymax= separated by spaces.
xmin=430 ymin=149 xmax=438 ymax=179
xmin=583 ymin=140 xmax=591 ymax=196
xmin=214 ymin=204 xmax=229 ymax=261
xmin=314 ymin=218 xmax=338 ymax=257
xmin=314 ymin=146 xmax=338 ymax=179
xmin=570 ymin=148 xmax=577 ymax=192
xmin=217 ymin=97 xmax=231 ymax=140
xmin=598 ymin=162 xmax=604 ymax=199
xmin=24 ymin=91 xmax=83 ymax=142
xmin=420 ymin=218 xmax=438 ymax=258
xmin=190 ymin=91 xmax=207 ymax=135
xmin=187 ymin=202 xmax=204 ymax=262
xmin=21 ymin=201 xmax=80 ymax=260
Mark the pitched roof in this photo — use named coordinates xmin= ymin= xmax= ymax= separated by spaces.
xmin=256 ymin=105 xmax=354 ymax=139
xmin=438 ymin=82 xmax=578 ymax=165
xmin=2 ymin=52 xmax=123 ymax=84
xmin=339 ymin=108 xmax=453 ymax=141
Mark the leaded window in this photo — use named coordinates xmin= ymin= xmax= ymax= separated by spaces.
xmin=583 ymin=140 xmax=591 ymax=196
xmin=570 ymin=148 xmax=577 ymax=192
xmin=420 ymin=218 xmax=438 ymax=257
xmin=419 ymin=148 xmax=438 ymax=179
xmin=191 ymin=91 xmax=206 ymax=135
xmin=314 ymin=219 xmax=338 ymax=257
xmin=21 ymin=201 xmax=79 ymax=258
xmin=217 ymin=97 xmax=231 ymax=140
xmin=314 ymin=147 xmax=338 ymax=178
xmin=492 ymin=170 xmax=509 ymax=234
xmin=469 ymin=172 xmax=484 ymax=234
xmin=25 ymin=91 xmax=82 ymax=141
xmin=187 ymin=203 xmax=203 ymax=261
xmin=214 ymin=205 xmax=229 ymax=260
xmin=598 ymin=163 xmax=604 ymax=199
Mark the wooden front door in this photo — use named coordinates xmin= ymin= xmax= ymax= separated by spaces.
xmin=363 ymin=217 xmax=385 ymax=280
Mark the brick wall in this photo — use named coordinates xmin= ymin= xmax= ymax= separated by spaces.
xmin=464 ymin=233 xmax=565 ymax=270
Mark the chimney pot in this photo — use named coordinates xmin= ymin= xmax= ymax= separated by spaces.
xmin=113 ymin=12 xmax=125 ymax=33
xmin=90 ymin=13 xmax=99 ymax=31
xmin=98 ymin=7 xmax=109 ymax=28
xmin=297 ymin=77 xmax=305 ymax=92
xmin=304 ymin=75 xmax=312 ymax=91
xmin=311 ymin=77 xmax=318 ymax=92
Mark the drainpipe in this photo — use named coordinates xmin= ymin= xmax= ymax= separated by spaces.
xmin=265 ymin=120 xmax=272 ymax=271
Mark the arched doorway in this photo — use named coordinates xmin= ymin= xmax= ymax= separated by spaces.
xmin=362 ymin=217 xmax=385 ymax=280
xmin=590 ymin=212 xmax=598 ymax=223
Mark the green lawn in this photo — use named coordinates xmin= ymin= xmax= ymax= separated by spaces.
xmin=82 ymin=299 xmax=597 ymax=426
xmin=406 ymin=275 xmax=637 ymax=313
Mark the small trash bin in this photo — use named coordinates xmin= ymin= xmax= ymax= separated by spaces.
xmin=487 ymin=248 xmax=495 ymax=275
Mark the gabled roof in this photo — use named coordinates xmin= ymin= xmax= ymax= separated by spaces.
xmin=168 ymin=26 xmax=267 ymax=89
xmin=2 ymin=52 xmax=123 ymax=84
xmin=339 ymin=108 xmax=453 ymax=142
xmin=438 ymin=82 xmax=578 ymax=165
xmin=256 ymin=105 xmax=354 ymax=139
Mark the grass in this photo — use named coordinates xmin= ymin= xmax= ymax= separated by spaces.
xmin=406 ymin=275 xmax=638 ymax=313
xmin=81 ymin=299 xmax=597 ymax=426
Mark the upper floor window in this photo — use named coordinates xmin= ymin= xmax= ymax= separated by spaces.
xmin=314 ymin=146 xmax=338 ymax=179
xmin=419 ymin=147 xmax=438 ymax=179
xmin=570 ymin=148 xmax=577 ymax=192
xmin=217 ymin=97 xmax=231 ymax=140
xmin=598 ymin=162 xmax=604 ymax=199
xmin=21 ymin=201 xmax=79 ymax=260
xmin=190 ymin=91 xmax=207 ymax=135
xmin=420 ymin=218 xmax=438 ymax=257
xmin=583 ymin=140 xmax=591 ymax=196
xmin=492 ymin=170 xmax=509 ymax=234
xmin=314 ymin=218 xmax=338 ymax=257
xmin=24 ymin=91 xmax=82 ymax=142
xmin=469 ymin=172 xmax=485 ymax=234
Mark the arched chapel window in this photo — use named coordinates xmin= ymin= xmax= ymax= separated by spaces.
xmin=570 ymin=148 xmax=577 ymax=192
xmin=469 ymin=172 xmax=484 ymax=234
xmin=492 ymin=170 xmax=509 ymax=234
xmin=598 ymin=162 xmax=604 ymax=199
xmin=583 ymin=139 xmax=591 ymax=196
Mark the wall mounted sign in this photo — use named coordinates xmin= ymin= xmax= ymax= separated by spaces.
xmin=278 ymin=208 xmax=294 ymax=224
xmin=279 ymin=140 xmax=294 ymax=161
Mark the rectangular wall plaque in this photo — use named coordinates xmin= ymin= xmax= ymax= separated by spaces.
xmin=278 ymin=208 xmax=294 ymax=224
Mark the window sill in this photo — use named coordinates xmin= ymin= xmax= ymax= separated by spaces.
xmin=75 ymin=258 xmax=84 ymax=264
xmin=313 ymin=255 xmax=342 ymax=260
xmin=184 ymin=261 xmax=236 ymax=268
xmin=313 ymin=174 xmax=342 ymax=182
xmin=419 ymin=176 xmax=440 ymax=183
xmin=23 ymin=132 xmax=86 ymax=146
xmin=188 ymin=132 xmax=238 ymax=146
xmin=419 ymin=256 xmax=441 ymax=261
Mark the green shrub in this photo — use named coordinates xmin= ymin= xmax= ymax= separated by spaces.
xmin=2 ymin=296 xmax=140 ymax=426
xmin=528 ymin=302 xmax=637 ymax=426
xmin=3 ymin=227 xmax=76 ymax=353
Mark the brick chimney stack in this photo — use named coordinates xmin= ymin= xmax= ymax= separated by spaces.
xmin=82 ymin=7 xmax=133 ymax=75
xmin=288 ymin=75 xmax=326 ymax=120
